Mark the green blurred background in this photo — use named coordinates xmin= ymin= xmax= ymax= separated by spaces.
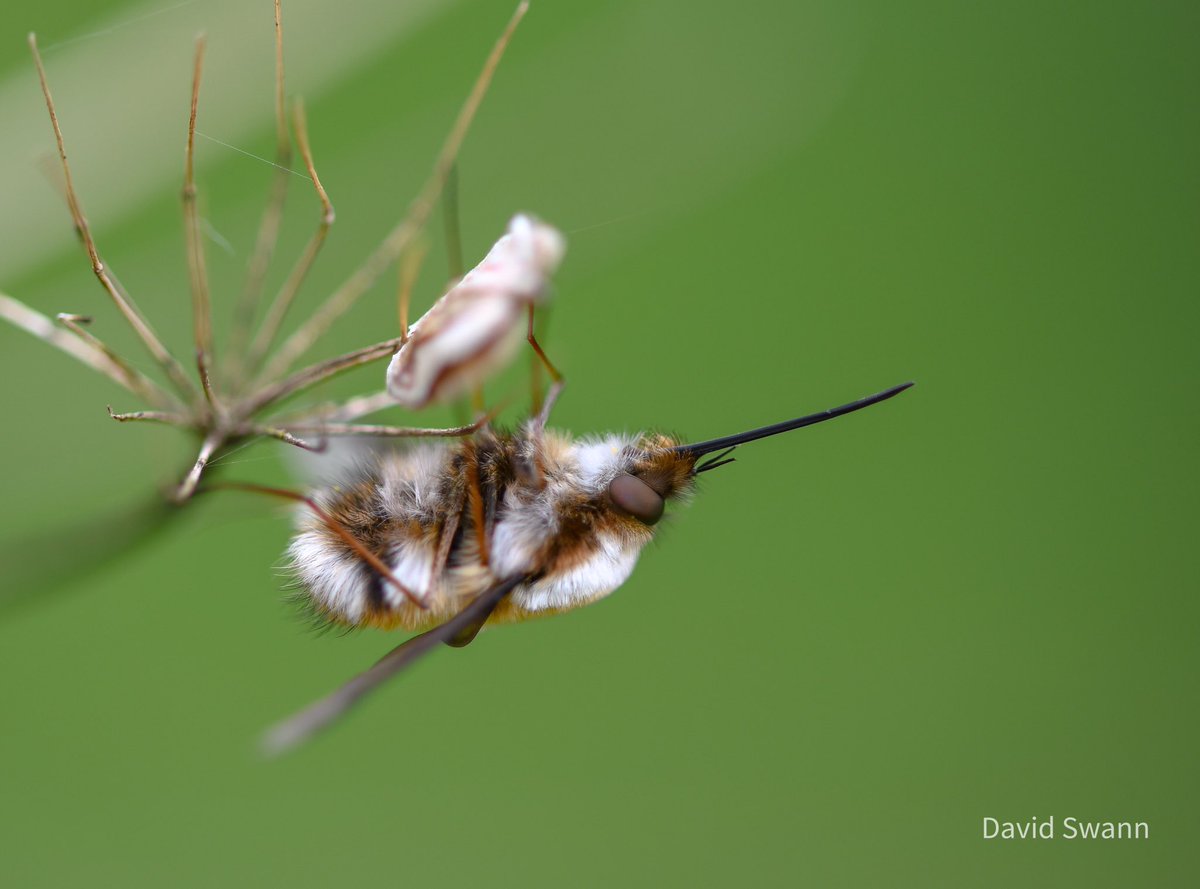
xmin=1 ymin=0 xmax=1195 ymax=885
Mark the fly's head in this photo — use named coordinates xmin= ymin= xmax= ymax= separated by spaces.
xmin=573 ymin=381 xmax=921 ymax=533
xmin=606 ymin=434 xmax=699 ymax=527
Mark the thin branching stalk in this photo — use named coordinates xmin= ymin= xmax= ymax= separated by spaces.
xmin=28 ymin=33 xmax=200 ymax=406
xmin=244 ymin=97 xmax=335 ymax=377
xmin=183 ymin=34 xmax=215 ymax=402
xmin=227 ymin=0 xmax=294 ymax=372
xmin=258 ymin=1 xmax=530 ymax=382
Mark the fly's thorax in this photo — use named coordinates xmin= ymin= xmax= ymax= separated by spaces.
xmin=522 ymin=428 xmax=697 ymax=499
xmin=489 ymin=429 xmax=698 ymax=610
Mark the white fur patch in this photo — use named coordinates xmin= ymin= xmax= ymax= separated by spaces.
xmin=387 ymin=538 xmax=435 ymax=605
xmin=288 ymin=532 xmax=368 ymax=625
xmin=513 ymin=532 xmax=641 ymax=612
xmin=572 ymin=434 xmax=640 ymax=491
xmin=489 ymin=498 xmax=551 ymax=579
xmin=377 ymin=445 xmax=453 ymax=521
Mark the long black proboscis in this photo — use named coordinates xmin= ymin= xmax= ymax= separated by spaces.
xmin=675 ymin=381 xmax=914 ymax=459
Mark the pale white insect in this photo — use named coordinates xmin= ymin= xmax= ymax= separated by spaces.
xmin=386 ymin=213 xmax=566 ymax=409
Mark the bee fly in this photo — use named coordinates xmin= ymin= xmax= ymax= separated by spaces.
xmin=265 ymin=187 xmax=912 ymax=751
xmin=269 ymin=380 xmax=913 ymax=753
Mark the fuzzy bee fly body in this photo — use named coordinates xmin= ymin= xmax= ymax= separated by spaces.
xmin=270 ymin=376 xmax=913 ymax=756
xmin=271 ymin=177 xmax=913 ymax=750
xmin=289 ymin=427 xmax=693 ymax=633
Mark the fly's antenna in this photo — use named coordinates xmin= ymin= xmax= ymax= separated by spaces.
xmin=694 ymin=446 xmax=738 ymax=474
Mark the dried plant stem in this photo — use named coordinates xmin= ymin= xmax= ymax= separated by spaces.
xmin=183 ymin=35 xmax=215 ymax=391
xmin=396 ymin=238 xmax=429 ymax=343
xmin=107 ymin=407 xmax=191 ymax=426
xmin=271 ymin=392 xmax=501 ymax=439
xmin=176 ymin=431 xmax=223 ymax=501
xmin=259 ymin=1 xmax=530 ymax=382
xmin=28 ymin=33 xmax=199 ymax=406
xmin=285 ymin=390 xmax=396 ymax=424
xmin=281 ymin=419 xmax=485 ymax=438
xmin=245 ymin=97 xmax=335 ymax=376
xmin=55 ymin=313 xmax=180 ymax=410
xmin=244 ymin=337 xmax=401 ymax=415
xmin=0 ymin=295 xmax=178 ymax=410
xmin=227 ymin=0 xmax=293 ymax=366
xmin=442 ymin=162 xmax=464 ymax=280
xmin=245 ymin=425 xmax=324 ymax=452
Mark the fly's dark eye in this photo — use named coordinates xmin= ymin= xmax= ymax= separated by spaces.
xmin=609 ymin=473 xmax=665 ymax=526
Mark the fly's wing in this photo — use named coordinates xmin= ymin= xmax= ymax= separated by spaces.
xmin=284 ymin=433 xmax=383 ymax=487
xmin=0 ymin=495 xmax=182 ymax=614
xmin=261 ymin=573 xmax=530 ymax=756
